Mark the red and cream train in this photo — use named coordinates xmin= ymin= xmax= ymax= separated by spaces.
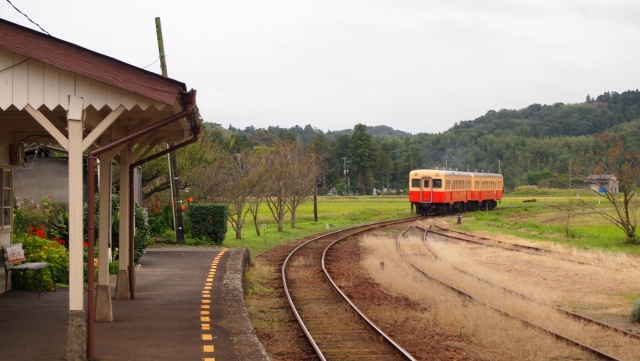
xmin=409 ymin=169 xmax=503 ymax=215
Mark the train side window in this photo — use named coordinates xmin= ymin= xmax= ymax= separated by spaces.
xmin=423 ymin=179 xmax=430 ymax=188
xmin=433 ymin=179 xmax=442 ymax=188
xmin=411 ymin=179 xmax=420 ymax=188
xmin=446 ymin=180 xmax=451 ymax=190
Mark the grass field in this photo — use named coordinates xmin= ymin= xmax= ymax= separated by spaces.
xmin=221 ymin=196 xmax=414 ymax=256
xmin=220 ymin=193 xmax=640 ymax=257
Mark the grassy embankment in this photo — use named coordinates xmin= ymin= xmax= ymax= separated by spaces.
xmin=221 ymin=196 xmax=413 ymax=256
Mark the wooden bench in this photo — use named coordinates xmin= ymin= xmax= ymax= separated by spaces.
xmin=2 ymin=243 xmax=56 ymax=297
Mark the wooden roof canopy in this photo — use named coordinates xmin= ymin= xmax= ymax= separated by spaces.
xmin=0 ymin=18 xmax=199 ymax=150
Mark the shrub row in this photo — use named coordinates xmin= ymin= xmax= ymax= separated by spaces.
xmin=189 ymin=203 xmax=227 ymax=245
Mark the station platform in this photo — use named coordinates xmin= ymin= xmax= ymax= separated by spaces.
xmin=0 ymin=247 xmax=252 ymax=361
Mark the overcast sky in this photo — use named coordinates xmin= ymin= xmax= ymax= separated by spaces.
xmin=2 ymin=0 xmax=639 ymax=134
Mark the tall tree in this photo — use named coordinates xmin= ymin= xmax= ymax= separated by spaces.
xmin=347 ymin=124 xmax=379 ymax=194
xmin=264 ymin=140 xmax=294 ymax=231
xmin=286 ymin=144 xmax=321 ymax=228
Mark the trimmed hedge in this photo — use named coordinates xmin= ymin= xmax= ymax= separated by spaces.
xmin=189 ymin=203 xmax=227 ymax=245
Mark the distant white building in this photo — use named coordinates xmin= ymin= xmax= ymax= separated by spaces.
xmin=586 ymin=174 xmax=619 ymax=194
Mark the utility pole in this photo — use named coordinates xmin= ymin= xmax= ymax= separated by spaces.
xmin=312 ymin=154 xmax=318 ymax=222
xmin=342 ymin=157 xmax=348 ymax=196
xmin=156 ymin=17 xmax=185 ymax=244
xmin=498 ymin=159 xmax=501 ymax=174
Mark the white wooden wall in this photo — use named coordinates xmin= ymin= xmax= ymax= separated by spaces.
xmin=0 ymin=49 xmax=168 ymax=112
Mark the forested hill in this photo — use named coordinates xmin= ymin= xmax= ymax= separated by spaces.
xmin=452 ymin=90 xmax=640 ymax=137
xmin=325 ymin=125 xmax=412 ymax=139
xmin=199 ymin=89 xmax=640 ymax=191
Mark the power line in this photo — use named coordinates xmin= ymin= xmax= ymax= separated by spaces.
xmin=141 ymin=57 xmax=161 ymax=70
xmin=5 ymin=0 xmax=50 ymax=36
xmin=0 ymin=58 xmax=29 ymax=73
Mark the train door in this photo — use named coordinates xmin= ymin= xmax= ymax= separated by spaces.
xmin=420 ymin=176 xmax=433 ymax=203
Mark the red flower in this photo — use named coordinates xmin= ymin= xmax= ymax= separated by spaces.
xmin=187 ymin=197 xmax=193 ymax=203
xmin=83 ymin=241 xmax=88 ymax=247
xmin=28 ymin=225 xmax=46 ymax=239
xmin=47 ymin=194 xmax=51 ymax=198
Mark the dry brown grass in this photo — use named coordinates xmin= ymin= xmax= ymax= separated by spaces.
xmin=422 ymin=218 xmax=640 ymax=314
xmin=360 ymin=235 xmax=640 ymax=361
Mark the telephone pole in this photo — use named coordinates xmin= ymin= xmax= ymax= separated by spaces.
xmin=156 ymin=17 xmax=185 ymax=244
xmin=342 ymin=157 xmax=348 ymax=196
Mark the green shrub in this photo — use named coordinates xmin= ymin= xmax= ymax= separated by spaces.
xmin=160 ymin=228 xmax=176 ymax=242
xmin=13 ymin=199 xmax=46 ymax=234
xmin=148 ymin=204 xmax=174 ymax=236
xmin=631 ymin=299 xmax=640 ymax=323
xmin=109 ymin=197 xmax=153 ymax=264
xmin=10 ymin=233 xmax=69 ymax=291
xmin=133 ymin=204 xmax=153 ymax=263
xmin=189 ymin=203 xmax=227 ymax=245
xmin=109 ymin=260 xmax=119 ymax=275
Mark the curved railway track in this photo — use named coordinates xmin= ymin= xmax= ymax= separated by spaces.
xmin=396 ymin=221 xmax=640 ymax=361
xmin=427 ymin=225 xmax=598 ymax=266
xmin=282 ymin=218 xmax=418 ymax=361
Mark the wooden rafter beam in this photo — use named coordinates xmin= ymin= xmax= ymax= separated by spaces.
xmin=82 ymin=105 xmax=125 ymax=151
xmin=24 ymin=104 xmax=69 ymax=149
xmin=131 ymin=131 xmax=160 ymax=160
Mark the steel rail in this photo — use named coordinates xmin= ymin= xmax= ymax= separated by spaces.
xmin=428 ymin=226 xmax=596 ymax=266
xmin=281 ymin=217 xmax=418 ymax=361
xmin=395 ymin=223 xmax=624 ymax=361
xmin=321 ymin=226 xmax=418 ymax=361
xmin=415 ymin=225 xmax=640 ymax=341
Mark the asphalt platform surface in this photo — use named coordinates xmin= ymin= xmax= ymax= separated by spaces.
xmin=0 ymin=247 xmax=238 ymax=361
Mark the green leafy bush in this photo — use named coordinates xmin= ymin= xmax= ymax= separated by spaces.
xmin=13 ymin=199 xmax=46 ymax=234
xmin=109 ymin=260 xmax=119 ymax=275
xmin=133 ymin=204 xmax=153 ymax=263
xmin=10 ymin=233 xmax=69 ymax=291
xmin=109 ymin=196 xmax=153 ymax=264
xmin=189 ymin=203 xmax=227 ymax=245
xmin=631 ymin=299 xmax=640 ymax=323
xmin=148 ymin=204 xmax=174 ymax=236
xmin=160 ymin=228 xmax=176 ymax=242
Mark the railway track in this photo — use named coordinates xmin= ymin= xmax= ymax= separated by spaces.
xmin=396 ymin=220 xmax=640 ymax=361
xmin=427 ymin=225 xmax=598 ymax=266
xmin=282 ymin=218 xmax=418 ymax=361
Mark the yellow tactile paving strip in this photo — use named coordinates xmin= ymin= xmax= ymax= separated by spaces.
xmin=201 ymin=247 xmax=227 ymax=361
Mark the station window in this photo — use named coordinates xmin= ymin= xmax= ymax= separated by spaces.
xmin=1 ymin=168 xmax=11 ymax=229
xmin=411 ymin=179 xmax=420 ymax=188
xmin=423 ymin=179 xmax=430 ymax=188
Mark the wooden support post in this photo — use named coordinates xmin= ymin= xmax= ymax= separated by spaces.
xmin=115 ymin=146 xmax=131 ymax=299
xmin=96 ymin=134 xmax=113 ymax=321
xmin=64 ymin=95 xmax=87 ymax=360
